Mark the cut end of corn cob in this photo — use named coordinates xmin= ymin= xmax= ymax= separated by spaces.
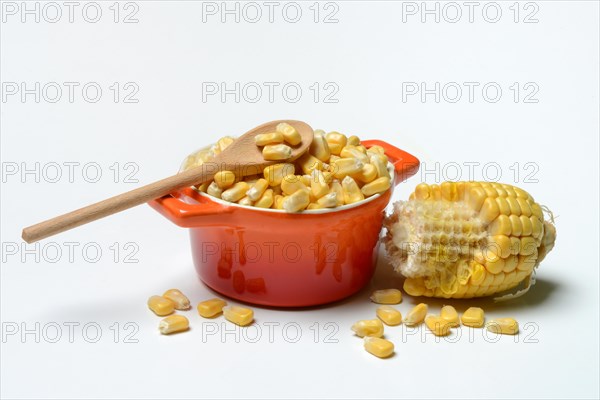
xmin=383 ymin=181 xmax=557 ymax=299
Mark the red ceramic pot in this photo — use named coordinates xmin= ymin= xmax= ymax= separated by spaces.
xmin=150 ymin=140 xmax=419 ymax=307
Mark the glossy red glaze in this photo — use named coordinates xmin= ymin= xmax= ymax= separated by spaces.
xmin=150 ymin=140 xmax=419 ymax=307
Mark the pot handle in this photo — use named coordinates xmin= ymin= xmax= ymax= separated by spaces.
xmin=362 ymin=140 xmax=420 ymax=185
xmin=149 ymin=187 xmax=231 ymax=227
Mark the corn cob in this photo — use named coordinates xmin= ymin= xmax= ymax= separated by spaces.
xmin=383 ymin=181 xmax=556 ymax=299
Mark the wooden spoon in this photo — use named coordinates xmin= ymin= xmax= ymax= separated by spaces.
xmin=22 ymin=120 xmax=314 ymax=243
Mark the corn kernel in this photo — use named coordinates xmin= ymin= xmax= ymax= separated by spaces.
xmin=207 ymin=181 xmax=223 ymax=199
xmin=376 ymin=305 xmax=402 ymax=326
xmin=332 ymin=158 xmax=363 ymax=179
xmin=216 ymin=136 xmax=234 ymax=152
xmin=404 ymin=303 xmax=428 ymax=326
xmin=370 ymin=289 xmax=402 ymax=304
xmin=246 ymin=178 xmax=268 ymax=201
xmin=254 ymin=131 xmax=283 ymax=146
xmin=354 ymin=163 xmax=378 ymax=183
xmin=341 ymin=176 xmax=364 ymax=204
xmin=223 ymin=305 xmax=254 ymax=326
xmin=330 ymin=180 xmax=344 ymax=206
xmin=351 ymin=319 xmax=384 ymax=338
xmin=263 ymin=163 xmax=295 ymax=186
xmin=297 ymin=153 xmax=324 ymax=175
xmin=213 ymin=170 xmax=236 ymax=189
xmin=370 ymin=154 xmax=390 ymax=179
xmin=162 ymin=289 xmax=191 ymax=310
xmin=281 ymin=175 xmax=307 ymax=195
xmin=461 ymin=307 xmax=485 ymax=328
xmin=255 ymin=188 xmax=274 ymax=208
xmin=364 ymin=337 xmax=394 ymax=358
xmin=307 ymin=203 xmax=321 ymax=210
xmin=325 ymin=132 xmax=347 ymax=155
xmin=341 ymin=145 xmax=369 ymax=164
xmin=238 ymin=196 xmax=254 ymax=206
xmin=197 ymin=298 xmax=227 ymax=318
xmin=425 ymin=315 xmax=453 ymax=336
xmin=158 ymin=315 xmax=189 ymax=335
xmin=361 ymin=177 xmax=391 ymax=197
xmin=347 ymin=135 xmax=360 ymax=146
xmin=310 ymin=170 xmax=329 ymax=199
xmin=283 ymin=189 xmax=310 ymax=212
xmin=221 ymin=182 xmax=250 ymax=203
xmin=276 ymin=122 xmax=302 ymax=146
xmin=274 ymin=194 xmax=285 ymax=209
xmin=262 ymin=144 xmax=292 ymax=161
xmin=486 ymin=318 xmax=519 ymax=335
xmin=148 ymin=295 xmax=175 ymax=316
xmin=317 ymin=192 xmax=338 ymax=208
xmin=310 ymin=131 xmax=331 ymax=162
xmin=196 ymin=182 xmax=209 ymax=192
xmin=440 ymin=305 xmax=460 ymax=327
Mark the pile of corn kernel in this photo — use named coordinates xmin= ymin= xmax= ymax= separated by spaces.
xmin=147 ymin=289 xmax=254 ymax=335
xmin=181 ymin=123 xmax=392 ymax=212
xmin=355 ymin=289 xmax=519 ymax=358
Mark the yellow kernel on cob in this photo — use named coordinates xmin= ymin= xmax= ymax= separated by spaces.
xmin=158 ymin=315 xmax=189 ymax=335
xmin=213 ymin=170 xmax=236 ymax=189
xmin=221 ymin=182 xmax=250 ymax=203
xmin=262 ymin=144 xmax=292 ymax=161
xmin=486 ymin=317 xmax=519 ymax=335
xmin=254 ymin=188 xmax=274 ymax=208
xmin=370 ymin=289 xmax=402 ymax=304
xmin=280 ymin=175 xmax=307 ymax=196
xmin=197 ymin=298 xmax=227 ymax=318
xmin=246 ymin=178 xmax=268 ymax=201
xmin=148 ymin=295 xmax=175 ymax=316
xmin=223 ymin=305 xmax=254 ymax=326
xmin=341 ymin=176 xmax=364 ymax=204
xmin=364 ymin=337 xmax=394 ymax=358
xmin=440 ymin=305 xmax=460 ymax=327
xmin=283 ymin=189 xmax=310 ymax=212
xmin=361 ymin=177 xmax=391 ymax=197
xmin=162 ymin=289 xmax=191 ymax=310
xmin=404 ymin=303 xmax=428 ymax=326
xmin=351 ymin=319 xmax=384 ymax=338
xmin=207 ymin=181 xmax=223 ymax=199
xmin=376 ymin=305 xmax=402 ymax=326
xmin=461 ymin=307 xmax=485 ymax=327
xmin=254 ymin=131 xmax=283 ymax=146
xmin=425 ymin=315 xmax=453 ymax=336
xmin=263 ymin=163 xmax=295 ymax=186
xmin=276 ymin=122 xmax=302 ymax=146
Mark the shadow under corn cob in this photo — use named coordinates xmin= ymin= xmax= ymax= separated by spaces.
xmin=383 ymin=181 xmax=556 ymax=299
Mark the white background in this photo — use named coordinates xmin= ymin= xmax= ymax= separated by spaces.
xmin=1 ymin=1 xmax=599 ymax=398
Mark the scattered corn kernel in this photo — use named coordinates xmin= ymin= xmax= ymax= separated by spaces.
xmin=197 ymin=298 xmax=228 ymax=318
xmin=223 ymin=305 xmax=254 ymax=326
xmin=297 ymin=153 xmax=324 ymax=175
xmin=370 ymin=289 xmax=402 ymax=304
xmin=425 ymin=315 xmax=453 ymax=336
xmin=325 ymin=132 xmax=347 ymax=155
xmin=254 ymin=131 xmax=283 ymax=146
xmin=147 ymin=295 xmax=175 ymax=316
xmin=440 ymin=305 xmax=460 ymax=327
xmin=254 ymin=188 xmax=274 ymax=208
xmin=246 ymin=178 xmax=269 ymax=201
xmin=376 ymin=306 xmax=402 ymax=326
xmin=162 ymin=289 xmax=191 ymax=310
xmin=342 ymin=176 xmax=364 ymax=204
xmin=404 ymin=303 xmax=428 ymax=326
xmin=310 ymin=131 xmax=331 ymax=162
xmin=158 ymin=315 xmax=189 ymax=335
xmin=461 ymin=307 xmax=485 ymax=328
xmin=207 ymin=181 xmax=223 ymax=198
xmin=281 ymin=175 xmax=307 ymax=195
xmin=332 ymin=158 xmax=363 ymax=179
xmin=486 ymin=318 xmax=519 ymax=335
xmin=370 ymin=154 xmax=390 ymax=179
xmin=262 ymin=144 xmax=292 ymax=161
xmin=363 ymin=337 xmax=394 ymax=358
xmin=341 ymin=146 xmax=369 ymax=164
xmin=351 ymin=319 xmax=384 ymax=338
xmin=347 ymin=135 xmax=360 ymax=146
xmin=263 ymin=163 xmax=295 ymax=186
xmin=317 ymin=192 xmax=338 ymax=208
xmin=310 ymin=170 xmax=329 ymax=199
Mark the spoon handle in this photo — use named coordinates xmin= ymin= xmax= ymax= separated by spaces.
xmin=21 ymin=164 xmax=219 ymax=244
